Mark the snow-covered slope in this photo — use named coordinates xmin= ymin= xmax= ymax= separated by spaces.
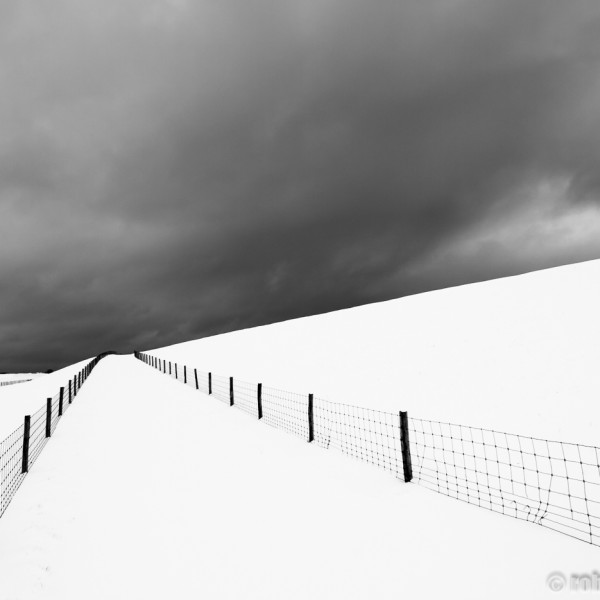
xmin=0 ymin=355 xmax=596 ymax=600
xmin=151 ymin=259 xmax=600 ymax=446
xmin=0 ymin=358 xmax=93 ymax=439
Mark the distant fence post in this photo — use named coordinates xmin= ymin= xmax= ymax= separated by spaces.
xmin=194 ymin=369 xmax=199 ymax=390
xmin=229 ymin=377 xmax=234 ymax=406
xmin=209 ymin=372 xmax=212 ymax=395
xmin=21 ymin=416 xmax=31 ymax=474
xmin=175 ymin=364 xmax=178 ymax=379
xmin=257 ymin=383 xmax=263 ymax=419
xmin=59 ymin=387 xmax=64 ymax=417
xmin=184 ymin=366 xmax=187 ymax=384
xmin=399 ymin=411 xmax=413 ymax=483
xmin=45 ymin=398 xmax=52 ymax=438
xmin=68 ymin=380 xmax=72 ymax=404
xmin=308 ymin=394 xmax=314 ymax=442
xmin=169 ymin=362 xmax=172 ymax=375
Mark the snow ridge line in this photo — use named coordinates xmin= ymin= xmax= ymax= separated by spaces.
xmin=136 ymin=350 xmax=600 ymax=549
xmin=0 ymin=352 xmax=115 ymax=520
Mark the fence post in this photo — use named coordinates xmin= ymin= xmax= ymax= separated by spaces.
xmin=175 ymin=364 xmax=178 ymax=379
xmin=229 ymin=377 xmax=234 ymax=406
xmin=21 ymin=416 xmax=31 ymax=473
xmin=184 ymin=366 xmax=187 ymax=384
xmin=308 ymin=393 xmax=314 ymax=442
xmin=45 ymin=398 xmax=52 ymax=438
xmin=169 ymin=362 xmax=172 ymax=375
xmin=59 ymin=387 xmax=64 ymax=417
xmin=257 ymin=383 xmax=263 ymax=419
xmin=163 ymin=359 xmax=166 ymax=373
xmin=68 ymin=380 xmax=72 ymax=404
xmin=399 ymin=411 xmax=413 ymax=483
xmin=209 ymin=372 xmax=212 ymax=395
xmin=194 ymin=369 xmax=199 ymax=390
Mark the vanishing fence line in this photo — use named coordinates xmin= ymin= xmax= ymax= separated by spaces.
xmin=0 ymin=379 xmax=33 ymax=388
xmin=135 ymin=350 xmax=600 ymax=548
xmin=0 ymin=353 xmax=113 ymax=519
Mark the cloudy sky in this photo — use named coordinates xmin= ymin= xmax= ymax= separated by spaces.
xmin=1 ymin=0 xmax=600 ymax=371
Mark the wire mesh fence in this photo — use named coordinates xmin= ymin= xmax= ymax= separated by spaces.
xmin=0 ymin=379 xmax=33 ymax=387
xmin=137 ymin=350 xmax=600 ymax=548
xmin=409 ymin=417 xmax=600 ymax=545
xmin=0 ymin=355 xmax=106 ymax=520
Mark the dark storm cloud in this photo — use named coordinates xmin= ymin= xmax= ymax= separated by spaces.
xmin=2 ymin=0 xmax=600 ymax=371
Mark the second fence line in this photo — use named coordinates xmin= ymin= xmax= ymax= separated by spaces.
xmin=134 ymin=351 xmax=600 ymax=549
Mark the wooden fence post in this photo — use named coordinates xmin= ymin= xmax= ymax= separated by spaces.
xmin=169 ymin=362 xmax=172 ymax=375
xmin=209 ymin=372 xmax=212 ymax=395
xmin=184 ymin=366 xmax=187 ymax=384
xmin=21 ymin=416 xmax=31 ymax=473
xmin=59 ymin=387 xmax=64 ymax=417
xmin=45 ymin=398 xmax=52 ymax=438
xmin=229 ymin=377 xmax=234 ymax=406
xmin=68 ymin=380 xmax=72 ymax=404
xmin=194 ymin=369 xmax=199 ymax=390
xmin=308 ymin=394 xmax=314 ymax=442
xmin=399 ymin=411 xmax=413 ymax=483
xmin=257 ymin=383 xmax=263 ymax=419
xmin=175 ymin=364 xmax=178 ymax=379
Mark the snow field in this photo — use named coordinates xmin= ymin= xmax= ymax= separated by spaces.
xmin=0 ymin=355 xmax=597 ymax=600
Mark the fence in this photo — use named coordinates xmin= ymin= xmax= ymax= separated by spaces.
xmin=0 ymin=379 xmax=33 ymax=387
xmin=0 ymin=353 xmax=110 ymax=519
xmin=135 ymin=350 xmax=600 ymax=548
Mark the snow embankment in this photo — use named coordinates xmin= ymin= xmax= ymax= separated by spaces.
xmin=150 ymin=259 xmax=600 ymax=447
xmin=0 ymin=358 xmax=93 ymax=439
xmin=0 ymin=355 xmax=596 ymax=600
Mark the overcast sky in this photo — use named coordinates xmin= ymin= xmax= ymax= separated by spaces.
xmin=1 ymin=0 xmax=600 ymax=371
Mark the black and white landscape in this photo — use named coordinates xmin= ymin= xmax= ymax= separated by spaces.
xmin=1 ymin=1 xmax=600 ymax=599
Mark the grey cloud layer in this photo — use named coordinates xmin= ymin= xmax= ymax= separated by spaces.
xmin=1 ymin=0 xmax=600 ymax=371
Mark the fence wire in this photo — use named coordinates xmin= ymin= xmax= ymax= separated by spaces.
xmin=0 ymin=424 xmax=26 ymax=518
xmin=314 ymin=398 xmax=403 ymax=477
xmin=137 ymin=352 xmax=600 ymax=548
xmin=0 ymin=379 xmax=32 ymax=387
xmin=0 ymin=358 xmax=100 ymax=520
xmin=409 ymin=418 xmax=600 ymax=546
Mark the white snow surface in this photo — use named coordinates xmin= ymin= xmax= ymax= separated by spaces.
xmin=151 ymin=259 xmax=600 ymax=447
xmin=0 ymin=359 xmax=92 ymax=439
xmin=0 ymin=355 xmax=596 ymax=600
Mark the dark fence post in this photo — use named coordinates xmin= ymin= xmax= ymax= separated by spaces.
xmin=229 ymin=377 xmax=234 ymax=406
xmin=184 ymin=366 xmax=187 ymax=384
xmin=68 ymin=380 xmax=72 ymax=404
xmin=21 ymin=416 xmax=31 ymax=474
xmin=399 ymin=411 xmax=413 ymax=483
xmin=45 ymin=398 xmax=52 ymax=438
xmin=194 ymin=369 xmax=199 ymax=390
xmin=163 ymin=359 xmax=166 ymax=373
xmin=257 ymin=383 xmax=263 ymax=419
xmin=169 ymin=362 xmax=172 ymax=375
xmin=175 ymin=364 xmax=178 ymax=379
xmin=59 ymin=387 xmax=64 ymax=417
xmin=209 ymin=372 xmax=212 ymax=395
xmin=308 ymin=394 xmax=314 ymax=442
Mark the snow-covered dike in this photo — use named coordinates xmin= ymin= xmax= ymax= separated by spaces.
xmin=0 ymin=355 xmax=596 ymax=600
xmin=151 ymin=259 xmax=600 ymax=447
xmin=0 ymin=359 xmax=93 ymax=440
